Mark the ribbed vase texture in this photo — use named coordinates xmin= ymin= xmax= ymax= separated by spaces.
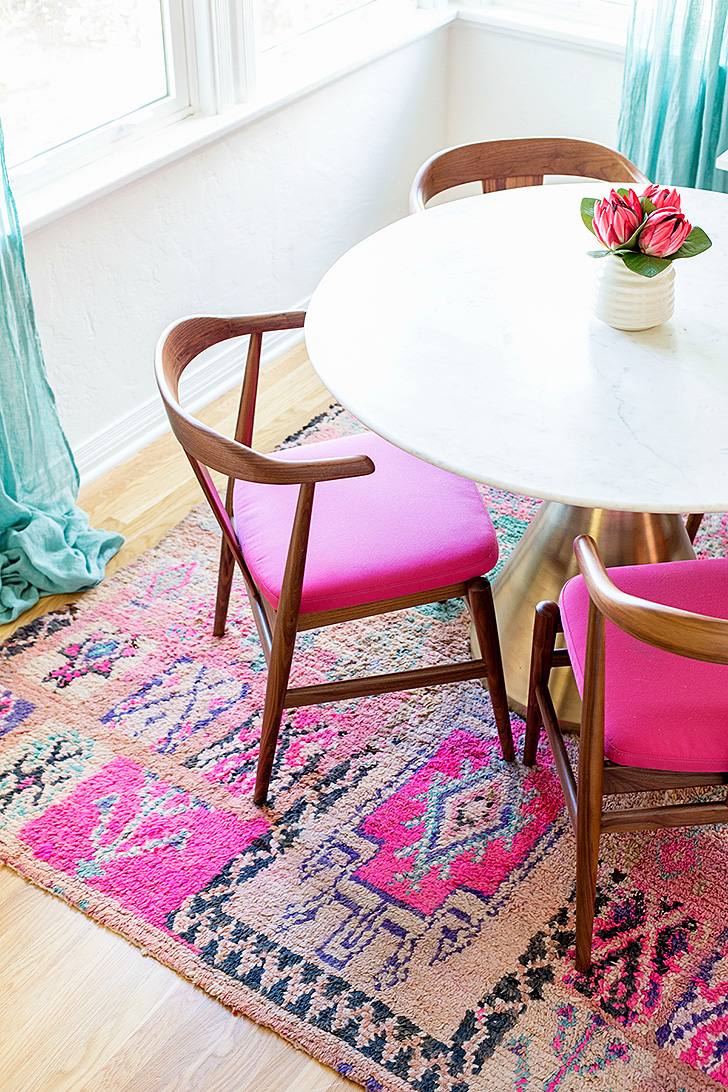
xmin=592 ymin=255 xmax=675 ymax=331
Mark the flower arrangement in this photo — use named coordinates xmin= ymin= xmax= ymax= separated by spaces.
xmin=581 ymin=185 xmax=711 ymax=278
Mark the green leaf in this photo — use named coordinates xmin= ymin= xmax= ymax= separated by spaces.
xmin=672 ymin=225 xmax=712 ymax=259
xmin=621 ymin=219 xmax=647 ymax=251
xmin=587 ymin=249 xmax=611 ymax=258
xmin=640 ymin=195 xmax=657 ymax=216
xmin=581 ymin=197 xmax=598 ymax=235
xmin=620 ymin=252 xmax=673 ymax=278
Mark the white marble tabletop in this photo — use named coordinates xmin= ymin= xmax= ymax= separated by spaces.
xmin=305 ymin=184 xmax=728 ymax=514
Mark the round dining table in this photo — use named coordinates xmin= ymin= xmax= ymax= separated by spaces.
xmin=304 ymin=184 xmax=728 ymax=724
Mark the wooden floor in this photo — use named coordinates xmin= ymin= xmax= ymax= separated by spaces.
xmin=0 ymin=344 xmax=359 ymax=1092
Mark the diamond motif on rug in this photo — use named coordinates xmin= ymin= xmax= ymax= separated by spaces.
xmin=356 ymin=727 xmax=564 ymax=916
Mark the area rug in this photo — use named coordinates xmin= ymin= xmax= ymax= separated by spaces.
xmin=2 ymin=405 xmax=728 ymax=1092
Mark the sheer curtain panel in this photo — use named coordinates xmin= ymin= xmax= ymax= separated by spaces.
xmin=619 ymin=0 xmax=728 ymax=192
xmin=0 ymin=121 xmax=123 ymax=623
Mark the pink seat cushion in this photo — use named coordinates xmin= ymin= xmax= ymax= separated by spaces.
xmin=560 ymin=558 xmax=728 ymax=772
xmin=232 ymin=432 xmax=498 ymax=615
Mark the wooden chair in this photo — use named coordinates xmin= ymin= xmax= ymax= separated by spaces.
xmin=524 ymin=534 xmax=728 ymax=972
xmin=409 ymin=136 xmax=648 ymax=212
xmin=155 ymin=311 xmax=514 ymax=806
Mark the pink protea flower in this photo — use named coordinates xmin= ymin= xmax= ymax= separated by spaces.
xmin=638 ymin=207 xmax=692 ymax=257
xmin=592 ymin=188 xmax=643 ymax=249
xmin=642 ymin=184 xmax=682 ymax=211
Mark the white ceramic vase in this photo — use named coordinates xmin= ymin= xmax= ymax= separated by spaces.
xmin=592 ymin=254 xmax=675 ymax=331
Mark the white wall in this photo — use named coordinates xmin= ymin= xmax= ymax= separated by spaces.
xmin=19 ymin=17 xmax=625 ymax=481
xmin=446 ymin=19 xmax=625 ymax=147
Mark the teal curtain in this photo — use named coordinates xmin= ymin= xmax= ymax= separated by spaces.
xmin=618 ymin=0 xmax=728 ymax=191
xmin=0 ymin=121 xmax=123 ymax=623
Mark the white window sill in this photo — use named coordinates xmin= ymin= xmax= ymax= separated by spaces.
xmin=455 ymin=4 xmax=626 ymax=57
xmin=14 ymin=1 xmax=626 ymax=235
xmin=15 ymin=5 xmax=454 ymax=236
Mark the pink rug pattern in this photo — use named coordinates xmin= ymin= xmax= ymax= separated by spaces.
xmin=2 ymin=405 xmax=728 ymax=1091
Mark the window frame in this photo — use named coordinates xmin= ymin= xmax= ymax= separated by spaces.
xmin=5 ymin=0 xmax=205 ymax=192
xmin=9 ymin=0 xmax=399 ymax=194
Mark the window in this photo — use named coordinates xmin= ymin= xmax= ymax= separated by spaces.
xmin=0 ymin=0 xmax=386 ymax=189
xmin=0 ymin=0 xmax=191 ymax=177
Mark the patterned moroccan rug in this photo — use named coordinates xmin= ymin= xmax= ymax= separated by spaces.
xmin=2 ymin=406 xmax=728 ymax=1092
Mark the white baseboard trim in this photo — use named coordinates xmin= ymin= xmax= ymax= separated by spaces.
xmin=75 ymin=321 xmax=307 ymax=486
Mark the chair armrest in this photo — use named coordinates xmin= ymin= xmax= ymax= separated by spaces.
xmin=156 ymin=312 xmax=375 ymax=485
xmin=574 ymin=535 xmax=728 ymax=664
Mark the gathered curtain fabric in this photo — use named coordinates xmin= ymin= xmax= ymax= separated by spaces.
xmin=618 ymin=0 xmax=728 ymax=192
xmin=0 ymin=121 xmax=123 ymax=623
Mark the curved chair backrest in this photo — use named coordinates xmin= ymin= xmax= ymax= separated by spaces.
xmin=155 ymin=313 xmax=373 ymax=487
xmin=573 ymin=534 xmax=728 ymax=665
xmin=409 ymin=137 xmax=649 ymax=212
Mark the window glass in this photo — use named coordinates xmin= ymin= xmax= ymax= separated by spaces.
xmin=0 ymin=0 xmax=170 ymax=168
xmin=257 ymin=0 xmax=376 ymax=50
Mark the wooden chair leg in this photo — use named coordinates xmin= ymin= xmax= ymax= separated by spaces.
xmin=468 ymin=578 xmax=514 ymax=762
xmin=523 ymin=601 xmax=559 ymax=766
xmin=685 ymin=513 xmax=704 ymax=543
xmin=575 ymin=764 xmax=602 ymax=973
xmin=253 ymin=480 xmax=315 ymax=806
xmin=213 ymin=537 xmax=236 ymax=637
xmin=253 ymin=618 xmax=298 ymax=806
xmin=574 ymin=601 xmax=606 ymax=973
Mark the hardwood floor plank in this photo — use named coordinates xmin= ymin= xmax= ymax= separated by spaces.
xmin=0 ymin=346 xmax=356 ymax=1092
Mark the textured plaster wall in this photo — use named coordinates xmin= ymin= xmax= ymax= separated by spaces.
xmin=21 ymin=31 xmax=449 ymax=454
